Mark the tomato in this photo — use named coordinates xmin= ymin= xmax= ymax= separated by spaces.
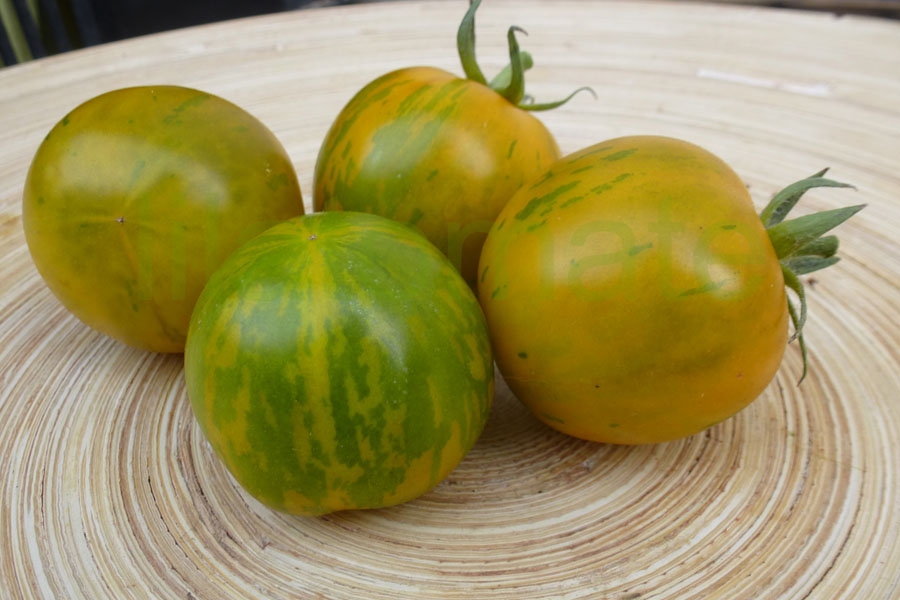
xmin=478 ymin=135 xmax=862 ymax=444
xmin=22 ymin=85 xmax=304 ymax=353
xmin=313 ymin=0 xmax=590 ymax=288
xmin=185 ymin=212 xmax=493 ymax=515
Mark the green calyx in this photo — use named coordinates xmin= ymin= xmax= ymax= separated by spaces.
xmin=457 ymin=0 xmax=594 ymax=110
xmin=761 ymin=169 xmax=865 ymax=383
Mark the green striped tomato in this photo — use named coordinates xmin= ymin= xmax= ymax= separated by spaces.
xmin=313 ymin=0 xmax=589 ymax=289
xmin=185 ymin=211 xmax=494 ymax=515
xmin=313 ymin=67 xmax=559 ymax=288
xmin=23 ymin=85 xmax=304 ymax=352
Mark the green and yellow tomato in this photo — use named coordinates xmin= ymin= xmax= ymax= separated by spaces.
xmin=478 ymin=135 xmax=862 ymax=444
xmin=185 ymin=211 xmax=494 ymax=516
xmin=314 ymin=0 xmax=589 ymax=288
xmin=23 ymin=85 xmax=304 ymax=353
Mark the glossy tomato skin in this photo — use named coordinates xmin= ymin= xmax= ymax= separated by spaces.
xmin=23 ymin=86 xmax=304 ymax=353
xmin=314 ymin=66 xmax=560 ymax=288
xmin=185 ymin=212 xmax=493 ymax=515
xmin=478 ymin=136 xmax=788 ymax=444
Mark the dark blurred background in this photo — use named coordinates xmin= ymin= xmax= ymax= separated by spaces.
xmin=0 ymin=0 xmax=369 ymax=66
xmin=2 ymin=0 xmax=899 ymax=67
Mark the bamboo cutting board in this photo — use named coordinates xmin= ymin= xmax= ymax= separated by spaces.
xmin=1 ymin=1 xmax=899 ymax=598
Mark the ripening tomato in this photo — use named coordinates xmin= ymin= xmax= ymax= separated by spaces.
xmin=314 ymin=0 xmax=590 ymax=288
xmin=478 ymin=135 xmax=862 ymax=444
xmin=185 ymin=212 xmax=493 ymax=515
xmin=23 ymin=85 xmax=304 ymax=353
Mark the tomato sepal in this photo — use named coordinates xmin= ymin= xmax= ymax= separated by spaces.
xmin=493 ymin=26 xmax=529 ymax=105
xmin=783 ymin=274 xmax=810 ymax=383
xmin=781 ymin=253 xmax=840 ymax=277
xmin=780 ymin=264 xmax=808 ymax=346
xmin=519 ymin=86 xmax=598 ymax=112
xmin=457 ymin=0 xmax=594 ymax=110
xmin=760 ymin=168 xmax=855 ymax=227
xmin=768 ymin=204 xmax=865 ymax=260
xmin=457 ymin=0 xmax=487 ymax=84
xmin=488 ymin=50 xmax=533 ymax=90
xmin=762 ymin=170 xmax=865 ymax=383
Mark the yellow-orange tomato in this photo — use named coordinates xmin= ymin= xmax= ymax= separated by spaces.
xmin=478 ymin=136 xmax=791 ymax=444
xmin=23 ymin=86 xmax=304 ymax=353
xmin=314 ymin=66 xmax=560 ymax=288
xmin=313 ymin=0 xmax=593 ymax=290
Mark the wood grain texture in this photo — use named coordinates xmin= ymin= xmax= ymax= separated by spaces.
xmin=1 ymin=1 xmax=899 ymax=598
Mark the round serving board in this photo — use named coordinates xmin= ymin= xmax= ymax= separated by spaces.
xmin=1 ymin=1 xmax=899 ymax=598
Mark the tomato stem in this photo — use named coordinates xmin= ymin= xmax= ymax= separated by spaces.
xmin=456 ymin=0 xmax=595 ymax=110
xmin=762 ymin=170 xmax=864 ymax=383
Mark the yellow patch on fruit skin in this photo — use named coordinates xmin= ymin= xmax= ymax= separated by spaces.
xmin=440 ymin=421 xmax=465 ymax=480
xmin=282 ymin=489 xmax=329 ymax=516
xmin=463 ymin=333 xmax=487 ymax=381
xmin=434 ymin=287 xmax=466 ymax=325
xmin=381 ymin=448 xmax=437 ymax=508
xmin=389 ymin=421 xmax=465 ymax=508
xmin=216 ymin=366 xmax=254 ymax=457
xmin=204 ymin=296 xmax=242 ymax=370
xmin=236 ymin=281 xmax=264 ymax=320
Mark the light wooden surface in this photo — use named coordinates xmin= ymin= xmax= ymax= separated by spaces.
xmin=1 ymin=1 xmax=899 ymax=598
